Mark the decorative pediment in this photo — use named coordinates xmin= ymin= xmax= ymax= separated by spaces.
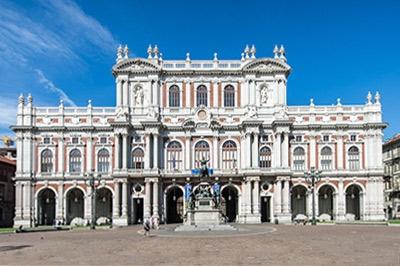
xmin=112 ymin=58 xmax=161 ymax=75
xmin=242 ymin=58 xmax=291 ymax=74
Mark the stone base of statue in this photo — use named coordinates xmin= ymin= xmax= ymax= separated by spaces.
xmin=175 ymin=197 xmax=236 ymax=232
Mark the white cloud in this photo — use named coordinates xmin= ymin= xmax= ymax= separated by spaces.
xmin=35 ymin=69 xmax=76 ymax=107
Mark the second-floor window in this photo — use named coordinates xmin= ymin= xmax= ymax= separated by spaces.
xmin=194 ymin=141 xmax=210 ymax=168
xmin=221 ymin=140 xmax=237 ymax=169
xmin=293 ymin=147 xmax=305 ymax=171
xmin=97 ymin=148 xmax=110 ymax=173
xmin=131 ymin=148 xmax=144 ymax=169
xmin=320 ymin=146 xmax=332 ymax=170
xmin=69 ymin=149 xmax=82 ymax=173
xmin=196 ymin=85 xmax=208 ymax=106
xmin=348 ymin=146 xmax=360 ymax=170
xmin=166 ymin=141 xmax=183 ymax=170
xmin=169 ymin=85 xmax=180 ymax=107
xmin=224 ymin=85 xmax=235 ymax=107
xmin=41 ymin=149 xmax=53 ymax=173
xmin=259 ymin=146 xmax=272 ymax=168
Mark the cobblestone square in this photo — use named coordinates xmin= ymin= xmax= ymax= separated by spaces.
xmin=1 ymin=224 xmax=399 ymax=265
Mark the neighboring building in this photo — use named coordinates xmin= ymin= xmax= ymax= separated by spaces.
xmin=12 ymin=44 xmax=386 ymax=228
xmin=0 ymin=147 xmax=16 ymax=227
xmin=383 ymin=134 xmax=400 ymax=219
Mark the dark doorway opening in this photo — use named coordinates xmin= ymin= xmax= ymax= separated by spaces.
xmin=261 ymin=196 xmax=271 ymax=222
xmin=166 ymin=187 xmax=183 ymax=224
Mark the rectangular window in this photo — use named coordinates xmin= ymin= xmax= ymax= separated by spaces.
xmin=350 ymin=135 xmax=357 ymax=141
xmin=262 ymin=135 xmax=269 ymax=142
xmin=295 ymin=136 xmax=302 ymax=142
xmin=323 ymin=135 xmax=329 ymax=142
xmin=43 ymin=137 xmax=51 ymax=144
xmin=100 ymin=137 xmax=107 ymax=144
xmin=72 ymin=137 xmax=79 ymax=144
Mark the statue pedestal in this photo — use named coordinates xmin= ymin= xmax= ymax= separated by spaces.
xmin=175 ymin=198 xmax=236 ymax=232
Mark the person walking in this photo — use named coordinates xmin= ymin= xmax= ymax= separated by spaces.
xmin=143 ymin=217 xmax=151 ymax=236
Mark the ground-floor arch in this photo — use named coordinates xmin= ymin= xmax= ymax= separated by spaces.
xmin=318 ymin=185 xmax=334 ymax=219
xmin=221 ymin=185 xmax=239 ymax=222
xmin=346 ymin=184 xmax=361 ymax=220
xmin=66 ymin=188 xmax=85 ymax=224
xmin=38 ymin=188 xmax=56 ymax=226
xmin=291 ymin=185 xmax=307 ymax=219
xmin=96 ymin=187 xmax=112 ymax=220
xmin=165 ymin=186 xmax=184 ymax=224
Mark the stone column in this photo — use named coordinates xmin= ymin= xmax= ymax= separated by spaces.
xmin=246 ymin=133 xmax=252 ymax=168
xmin=87 ymin=135 xmax=93 ymax=172
xmin=144 ymin=134 xmax=151 ymax=169
xmin=282 ymin=132 xmax=289 ymax=168
xmin=282 ymin=179 xmax=290 ymax=214
xmin=274 ymin=180 xmax=282 ymax=217
xmin=337 ymin=178 xmax=345 ymax=221
xmin=337 ymin=133 xmax=344 ymax=169
xmin=121 ymin=181 xmax=128 ymax=217
xmin=252 ymin=179 xmax=260 ymax=215
xmin=153 ymin=180 xmax=159 ymax=218
xmin=274 ymin=133 xmax=282 ymax=168
xmin=58 ymin=135 xmax=64 ymax=174
xmin=122 ymin=134 xmax=128 ymax=170
xmin=15 ymin=182 xmax=22 ymax=220
xmin=252 ymin=133 xmax=259 ymax=168
xmin=85 ymin=185 xmax=92 ymax=221
xmin=22 ymin=182 xmax=31 ymax=221
xmin=153 ymin=133 xmax=159 ymax=169
xmin=123 ymin=80 xmax=128 ymax=106
xmin=113 ymin=181 xmax=120 ymax=218
xmin=57 ymin=182 xmax=64 ymax=222
xmin=213 ymin=135 xmax=218 ymax=169
xmin=246 ymin=180 xmax=252 ymax=215
xmin=144 ymin=180 xmax=151 ymax=218
xmin=116 ymin=80 xmax=122 ymax=107
xmin=114 ymin=134 xmax=121 ymax=170
xmin=185 ymin=135 xmax=191 ymax=170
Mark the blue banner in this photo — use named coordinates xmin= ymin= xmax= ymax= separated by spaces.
xmin=184 ymin=183 xmax=192 ymax=200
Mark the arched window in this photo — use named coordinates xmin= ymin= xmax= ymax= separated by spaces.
xmin=224 ymin=85 xmax=235 ymax=107
xmin=320 ymin=146 xmax=332 ymax=170
xmin=41 ymin=149 xmax=53 ymax=173
xmin=196 ymin=85 xmax=208 ymax=106
xmin=194 ymin=141 xmax=210 ymax=168
xmin=69 ymin=149 xmax=81 ymax=173
xmin=169 ymin=85 xmax=180 ymax=107
xmin=97 ymin=149 xmax=110 ymax=173
xmin=131 ymin=148 xmax=144 ymax=169
xmin=348 ymin=146 xmax=360 ymax=170
xmin=293 ymin=147 xmax=305 ymax=171
xmin=259 ymin=146 xmax=272 ymax=168
xmin=222 ymin=140 xmax=237 ymax=169
xmin=167 ymin=141 xmax=183 ymax=170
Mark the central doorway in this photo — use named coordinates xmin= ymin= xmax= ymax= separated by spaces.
xmin=260 ymin=196 xmax=271 ymax=222
xmin=131 ymin=198 xmax=143 ymax=224
xmin=166 ymin=186 xmax=183 ymax=223
xmin=221 ymin=186 xmax=238 ymax=222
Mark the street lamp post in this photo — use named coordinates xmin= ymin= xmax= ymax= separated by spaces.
xmin=304 ymin=167 xmax=322 ymax=225
xmin=30 ymin=173 xmax=36 ymax=228
xmin=86 ymin=171 xmax=101 ymax=230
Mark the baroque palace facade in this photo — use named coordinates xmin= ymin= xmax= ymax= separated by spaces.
xmin=12 ymin=44 xmax=386 ymax=227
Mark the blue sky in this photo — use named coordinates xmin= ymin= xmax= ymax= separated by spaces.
xmin=0 ymin=0 xmax=399 ymax=140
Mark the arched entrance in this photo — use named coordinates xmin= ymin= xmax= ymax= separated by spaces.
xmin=291 ymin=186 xmax=307 ymax=219
xmin=38 ymin=188 xmax=56 ymax=226
xmin=346 ymin=184 xmax=361 ymax=220
xmin=95 ymin=188 xmax=112 ymax=220
xmin=66 ymin=188 xmax=84 ymax=224
xmin=221 ymin=185 xmax=238 ymax=222
xmin=318 ymin=185 xmax=334 ymax=219
xmin=166 ymin=186 xmax=183 ymax=223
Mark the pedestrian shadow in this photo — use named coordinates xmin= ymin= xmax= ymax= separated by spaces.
xmin=0 ymin=245 xmax=32 ymax=252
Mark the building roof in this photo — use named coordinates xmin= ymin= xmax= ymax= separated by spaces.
xmin=0 ymin=155 xmax=16 ymax=166
xmin=384 ymin=134 xmax=400 ymax=146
